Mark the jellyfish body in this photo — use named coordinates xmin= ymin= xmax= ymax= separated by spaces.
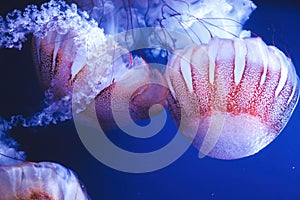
xmin=166 ymin=37 xmax=299 ymax=159
xmin=32 ymin=27 xmax=169 ymax=130
xmin=0 ymin=162 xmax=90 ymax=199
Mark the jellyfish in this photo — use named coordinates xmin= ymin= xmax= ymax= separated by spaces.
xmin=0 ymin=162 xmax=90 ymax=199
xmin=31 ymin=20 xmax=169 ymax=130
xmin=0 ymin=116 xmax=90 ymax=199
xmin=166 ymin=37 xmax=299 ymax=159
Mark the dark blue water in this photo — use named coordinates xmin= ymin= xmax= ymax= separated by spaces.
xmin=0 ymin=1 xmax=300 ymax=199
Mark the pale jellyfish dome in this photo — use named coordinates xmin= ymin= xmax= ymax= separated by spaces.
xmin=0 ymin=162 xmax=90 ymax=199
xmin=166 ymin=37 xmax=299 ymax=159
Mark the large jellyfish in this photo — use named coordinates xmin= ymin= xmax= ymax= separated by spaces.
xmin=0 ymin=0 xmax=299 ymax=198
xmin=166 ymin=37 xmax=299 ymax=159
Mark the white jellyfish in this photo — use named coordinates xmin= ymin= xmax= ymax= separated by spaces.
xmin=0 ymin=162 xmax=90 ymax=200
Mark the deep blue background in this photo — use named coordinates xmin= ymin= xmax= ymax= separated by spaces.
xmin=0 ymin=1 xmax=300 ymax=200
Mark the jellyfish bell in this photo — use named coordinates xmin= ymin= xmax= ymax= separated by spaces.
xmin=166 ymin=36 xmax=300 ymax=160
xmin=32 ymin=30 xmax=78 ymax=97
xmin=32 ymin=20 xmax=169 ymax=131
xmin=0 ymin=161 xmax=90 ymax=199
xmin=0 ymin=119 xmax=90 ymax=199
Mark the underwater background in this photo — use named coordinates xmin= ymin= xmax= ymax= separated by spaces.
xmin=0 ymin=0 xmax=300 ymax=199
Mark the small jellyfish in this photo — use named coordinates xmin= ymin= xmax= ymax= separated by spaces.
xmin=0 ymin=117 xmax=91 ymax=199
xmin=0 ymin=161 xmax=90 ymax=199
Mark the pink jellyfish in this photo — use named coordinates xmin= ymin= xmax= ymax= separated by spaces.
xmin=166 ymin=37 xmax=299 ymax=159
